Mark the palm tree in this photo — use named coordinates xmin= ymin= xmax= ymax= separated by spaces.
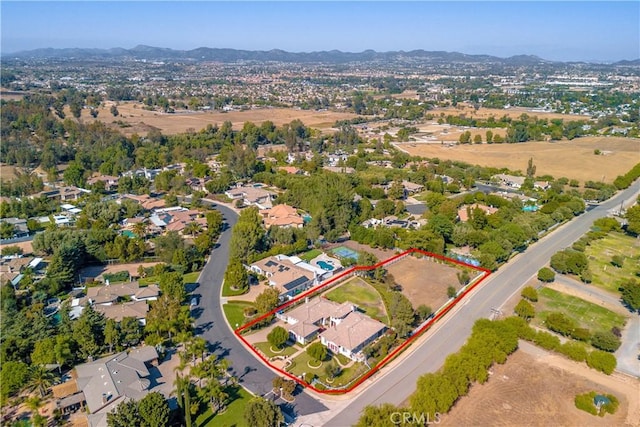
xmin=183 ymin=221 xmax=203 ymax=238
xmin=132 ymin=221 xmax=148 ymax=239
xmin=173 ymin=373 xmax=193 ymax=427
xmin=25 ymin=396 xmax=46 ymax=427
xmin=26 ymin=365 xmax=55 ymax=398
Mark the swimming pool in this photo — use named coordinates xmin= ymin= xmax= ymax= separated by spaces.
xmin=317 ymin=260 xmax=334 ymax=271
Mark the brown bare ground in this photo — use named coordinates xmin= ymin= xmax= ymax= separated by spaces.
xmin=79 ymin=102 xmax=357 ymax=135
xmin=0 ymin=240 xmax=33 ymax=254
xmin=439 ymin=347 xmax=639 ymax=427
xmin=0 ymin=164 xmax=23 ymax=181
xmin=432 ymin=104 xmax=588 ymax=122
xmin=386 ymin=256 xmax=461 ymax=310
xmin=396 ymin=137 xmax=640 ymax=184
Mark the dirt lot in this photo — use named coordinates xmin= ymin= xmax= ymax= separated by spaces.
xmin=396 ymin=136 xmax=639 ymax=184
xmin=79 ymin=102 xmax=357 ymax=136
xmin=440 ymin=346 xmax=639 ymax=426
xmin=386 ymin=255 xmax=462 ymax=310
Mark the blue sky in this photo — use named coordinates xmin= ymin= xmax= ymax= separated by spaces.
xmin=1 ymin=1 xmax=638 ymax=61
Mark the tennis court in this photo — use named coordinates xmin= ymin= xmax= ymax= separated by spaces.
xmin=332 ymin=246 xmax=359 ymax=261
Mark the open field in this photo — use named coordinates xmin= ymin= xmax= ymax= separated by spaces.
xmin=396 ymin=136 xmax=640 ymax=184
xmin=585 ymin=232 xmax=640 ymax=292
xmin=533 ymin=287 xmax=627 ymax=333
xmin=79 ymin=101 xmax=358 ymax=135
xmin=386 ymin=255 xmax=461 ymax=310
xmin=439 ymin=347 xmax=636 ymax=426
xmin=324 ymin=276 xmax=389 ymax=324
xmin=432 ymin=104 xmax=591 ymax=122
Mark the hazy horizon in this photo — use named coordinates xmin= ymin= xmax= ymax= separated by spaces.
xmin=2 ymin=1 xmax=638 ymax=62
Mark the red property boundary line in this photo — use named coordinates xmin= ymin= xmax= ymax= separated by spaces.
xmin=234 ymin=248 xmax=491 ymax=395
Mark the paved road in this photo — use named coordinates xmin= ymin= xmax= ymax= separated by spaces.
xmin=326 ymin=182 xmax=640 ymax=427
xmin=194 ymin=202 xmax=328 ymax=418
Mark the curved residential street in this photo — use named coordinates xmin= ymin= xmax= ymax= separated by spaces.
xmin=320 ymin=183 xmax=640 ymax=427
xmin=193 ymin=201 xmax=328 ymax=419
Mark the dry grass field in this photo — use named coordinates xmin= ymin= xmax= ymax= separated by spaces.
xmin=386 ymin=255 xmax=461 ymax=310
xmin=0 ymin=164 xmax=22 ymax=181
xmin=80 ymin=101 xmax=357 ymax=136
xmin=439 ymin=348 xmax=637 ymax=427
xmin=432 ymin=104 xmax=588 ymax=122
xmin=396 ymin=136 xmax=640 ymax=183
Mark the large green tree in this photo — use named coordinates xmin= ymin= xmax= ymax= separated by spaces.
xmin=243 ymin=397 xmax=284 ymax=427
xmin=138 ymin=392 xmax=170 ymax=427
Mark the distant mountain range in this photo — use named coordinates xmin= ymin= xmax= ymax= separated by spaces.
xmin=4 ymin=45 xmax=637 ymax=66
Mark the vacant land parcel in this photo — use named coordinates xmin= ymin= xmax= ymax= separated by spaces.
xmin=386 ymin=255 xmax=467 ymax=310
xmin=585 ymin=232 xmax=640 ymax=292
xmin=439 ymin=348 xmax=635 ymax=427
xmin=86 ymin=102 xmax=357 ymax=135
xmin=396 ymin=137 xmax=639 ymax=184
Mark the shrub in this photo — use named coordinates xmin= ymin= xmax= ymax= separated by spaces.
xmin=514 ymin=299 xmax=535 ymax=320
xmin=591 ymin=331 xmax=621 ymax=352
xmin=267 ymin=326 xmax=289 ymax=350
xmin=575 ymin=391 xmax=619 ymax=416
xmin=521 ymin=286 xmax=539 ymax=302
xmin=447 ymin=286 xmax=457 ymax=298
xmin=586 ymin=350 xmax=617 ymax=375
xmin=580 ymin=270 xmax=593 ymax=284
xmin=571 ymin=327 xmax=591 ymax=342
xmin=545 ymin=312 xmax=575 ymax=336
xmin=550 ymin=248 xmax=589 ymax=275
xmin=610 ymin=255 xmax=625 ymax=268
xmin=559 ymin=342 xmax=588 ymax=362
xmin=307 ymin=342 xmax=327 ymax=362
xmin=575 ymin=392 xmax=598 ymax=415
xmin=533 ymin=330 xmax=560 ymax=351
xmin=537 ymin=267 xmax=555 ymax=283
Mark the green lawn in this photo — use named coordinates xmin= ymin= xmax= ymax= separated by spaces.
xmin=287 ymin=350 xmax=368 ymax=389
xmin=139 ymin=270 xmax=201 ymax=286
xmin=533 ymin=287 xmax=627 ymax=333
xmin=222 ymin=280 xmax=249 ymax=297
xmin=222 ymin=301 xmax=256 ymax=330
xmin=299 ymin=249 xmax=322 ymax=262
xmin=324 ymin=278 xmax=389 ymax=324
xmin=254 ymin=341 xmax=298 ymax=358
xmin=584 ymin=232 xmax=640 ymax=292
xmin=183 ymin=271 xmax=201 ymax=284
xmin=195 ymin=385 xmax=251 ymax=427
xmin=286 ymin=350 xmax=325 ymax=377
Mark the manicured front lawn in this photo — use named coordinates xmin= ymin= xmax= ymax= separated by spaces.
xmin=222 ymin=301 xmax=256 ymax=330
xmin=299 ymin=249 xmax=322 ymax=262
xmin=254 ymin=341 xmax=298 ymax=358
xmin=139 ymin=270 xmax=201 ymax=286
xmin=183 ymin=271 xmax=201 ymax=284
xmin=584 ymin=232 xmax=640 ymax=292
xmin=287 ymin=350 xmax=368 ymax=389
xmin=324 ymin=277 xmax=389 ymax=324
xmin=222 ymin=280 xmax=249 ymax=297
xmin=533 ymin=287 xmax=627 ymax=333
xmin=195 ymin=385 xmax=251 ymax=427
xmin=286 ymin=351 xmax=325 ymax=377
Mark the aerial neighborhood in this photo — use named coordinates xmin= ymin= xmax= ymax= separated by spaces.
xmin=1 ymin=4 xmax=639 ymax=426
